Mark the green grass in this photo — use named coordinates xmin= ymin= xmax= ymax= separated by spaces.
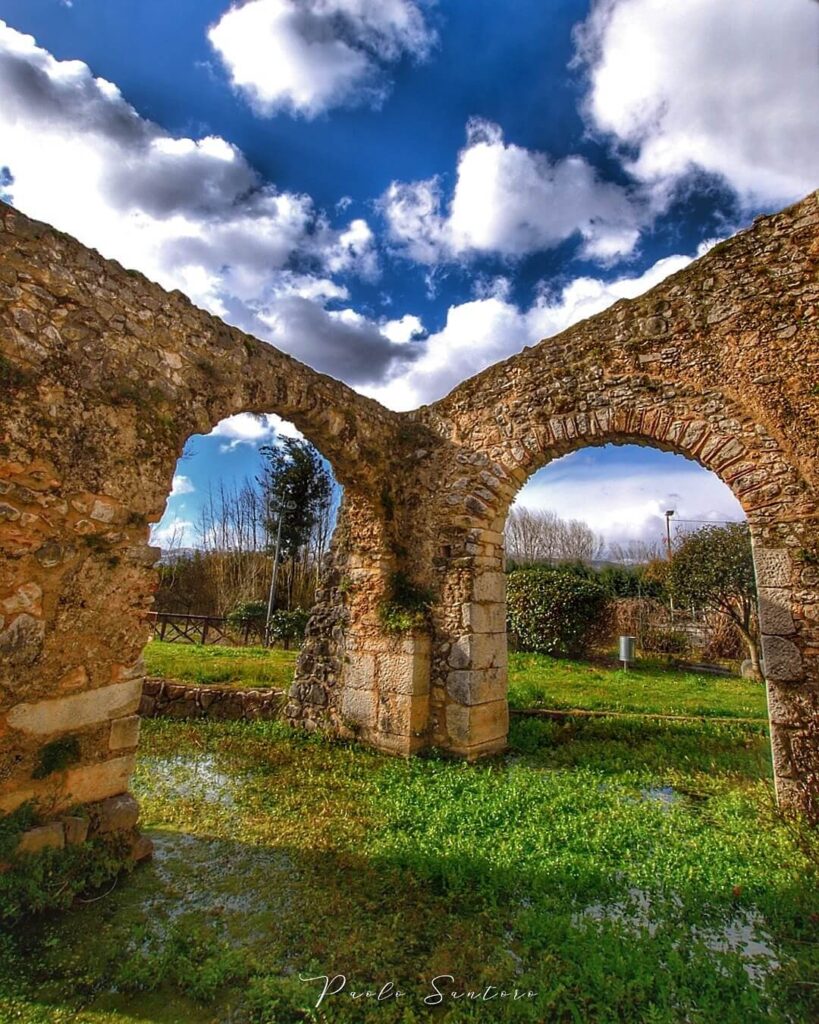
xmin=143 ymin=640 xmax=297 ymax=690
xmin=3 ymin=647 xmax=810 ymax=1022
xmin=143 ymin=642 xmax=767 ymax=725
xmin=2 ymin=707 xmax=817 ymax=1023
xmin=507 ymin=651 xmax=768 ymax=720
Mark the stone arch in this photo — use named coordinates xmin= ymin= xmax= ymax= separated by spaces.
xmin=1 ymin=189 xmax=817 ymax=848
xmin=0 ymin=201 xmax=418 ymax=825
xmin=414 ymin=191 xmax=819 ymax=816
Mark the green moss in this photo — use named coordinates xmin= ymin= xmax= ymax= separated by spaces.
xmin=31 ymin=737 xmax=81 ymax=780
xmin=378 ymin=570 xmax=432 ymax=633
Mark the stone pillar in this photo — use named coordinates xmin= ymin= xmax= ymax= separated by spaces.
xmin=432 ymin=532 xmax=510 ymax=759
xmin=753 ymin=536 xmax=819 ymax=819
xmin=286 ymin=492 xmax=432 ymax=754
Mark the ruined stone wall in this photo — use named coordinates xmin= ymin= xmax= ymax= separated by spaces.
xmin=0 ymin=200 xmax=417 ymax=833
xmin=411 ymin=192 xmax=819 ymax=813
xmin=1 ymin=191 xmax=818 ymax=830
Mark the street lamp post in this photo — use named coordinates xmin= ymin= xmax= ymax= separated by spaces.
xmin=664 ymin=509 xmax=675 ymax=560
xmin=665 ymin=508 xmax=675 ymax=624
xmin=265 ymin=498 xmax=297 ymax=646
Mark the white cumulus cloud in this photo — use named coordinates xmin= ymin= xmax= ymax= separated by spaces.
xmin=170 ymin=474 xmax=195 ymax=496
xmin=208 ymin=0 xmax=435 ymax=118
xmin=380 ymin=119 xmax=644 ymax=265
xmin=366 ymin=242 xmax=714 ymax=411
xmin=0 ymin=21 xmax=423 ymax=386
xmin=515 ymin=456 xmax=744 ymax=547
xmin=209 ymin=412 xmax=305 ymax=451
xmin=575 ymin=0 xmax=819 ymax=206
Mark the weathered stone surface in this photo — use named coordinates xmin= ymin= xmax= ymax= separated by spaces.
xmin=753 ymin=549 xmax=793 ymax=588
xmin=7 ymin=680 xmax=142 ymax=735
xmin=449 ymin=634 xmax=507 ymax=672
xmin=109 ymin=715 xmax=141 ymax=750
xmin=62 ymin=756 xmax=135 ymax=808
xmin=341 ymin=688 xmax=378 ymax=728
xmin=1 ymin=191 xmax=818 ymax=823
xmin=92 ymin=793 xmax=140 ymax=834
xmin=17 ymin=822 xmax=64 ymax=855
xmin=761 ymin=635 xmax=804 ymax=682
xmin=758 ymin=588 xmax=797 ymax=636
xmin=343 ymin=653 xmax=376 ymax=690
xmin=445 ymin=699 xmax=509 ymax=746
xmin=446 ymin=667 xmax=507 ymax=706
xmin=61 ymin=815 xmax=90 ymax=845
xmin=0 ymin=613 xmax=45 ymax=665
xmin=129 ymin=834 xmax=154 ymax=863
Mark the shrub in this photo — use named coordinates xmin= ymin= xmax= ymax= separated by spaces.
xmin=266 ymin=608 xmax=310 ymax=648
xmin=226 ymin=600 xmax=267 ymax=628
xmin=506 ymin=566 xmax=611 ymax=657
xmin=639 ymin=626 xmax=689 ymax=655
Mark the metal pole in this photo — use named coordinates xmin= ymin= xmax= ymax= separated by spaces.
xmin=665 ymin=509 xmax=675 ymax=624
xmin=264 ymin=510 xmax=284 ymax=646
xmin=665 ymin=509 xmax=674 ymax=560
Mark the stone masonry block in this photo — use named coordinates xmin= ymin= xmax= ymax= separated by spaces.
xmin=758 ymin=588 xmax=796 ymax=636
xmin=769 ymin=725 xmax=797 ymax=780
xmin=449 ymin=633 xmax=507 ymax=672
xmin=377 ymin=690 xmax=428 ymax=737
xmin=472 ymin=571 xmax=506 ymax=603
xmin=460 ymin=601 xmax=506 ymax=634
xmin=7 ymin=679 xmax=143 ymax=735
xmin=344 ymin=652 xmax=376 ymax=690
xmin=62 ymin=755 xmax=136 ymax=808
xmin=61 ymin=816 xmax=90 ymax=846
xmin=445 ymin=699 xmax=509 ymax=746
xmin=446 ymin=667 xmax=507 ymax=706
xmin=16 ymin=822 xmax=65 ymax=856
xmin=754 ymin=548 xmax=792 ymax=588
xmin=93 ymin=793 xmax=140 ymax=834
xmin=377 ymin=645 xmax=430 ymax=696
xmin=761 ymin=635 xmax=804 ymax=682
xmin=341 ymin=687 xmax=377 ymax=728
xmin=109 ymin=714 xmax=141 ymax=750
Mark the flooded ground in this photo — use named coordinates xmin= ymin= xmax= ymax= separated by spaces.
xmin=2 ymin=716 xmax=816 ymax=1023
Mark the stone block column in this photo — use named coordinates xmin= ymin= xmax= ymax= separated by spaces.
xmin=753 ymin=538 xmax=819 ymax=818
xmin=432 ymin=539 xmax=510 ymax=759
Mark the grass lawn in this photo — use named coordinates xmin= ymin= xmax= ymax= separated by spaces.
xmin=507 ymin=652 xmax=769 ymax=720
xmin=4 ymin=645 xmax=814 ymax=1023
xmin=144 ymin=640 xmax=768 ymax=722
xmin=2 ymin=719 xmax=817 ymax=1022
xmin=143 ymin=640 xmax=298 ymax=690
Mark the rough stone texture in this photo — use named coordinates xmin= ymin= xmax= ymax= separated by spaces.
xmin=140 ymin=678 xmax=285 ymax=721
xmin=91 ymin=793 xmax=139 ymax=835
xmin=61 ymin=815 xmax=89 ymax=846
xmin=16 ymin=821 xmax=64 ymax=855
xmin=1 ymin=192 xmax=818 ymax=821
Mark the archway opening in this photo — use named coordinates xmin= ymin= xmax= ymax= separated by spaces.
xmin=142 ymin=411 xmax=342 ymax=713
xmin=498 ymin=441 xmax=772 ymax=783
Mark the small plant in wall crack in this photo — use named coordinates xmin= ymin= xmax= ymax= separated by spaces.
xmin=32 ymin=736 xmax=81 ymax=779
xmin=378 ymin=571 xmax=432 ymax=634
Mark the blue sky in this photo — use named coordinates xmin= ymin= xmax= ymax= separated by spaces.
xmin=1 ymin=0 xmax=816 ymax=549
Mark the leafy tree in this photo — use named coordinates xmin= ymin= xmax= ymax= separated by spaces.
xmin=258 ymin=437 xmax=333 ymax=609
xmin=668 ymin=523 xmax=760 ymax=676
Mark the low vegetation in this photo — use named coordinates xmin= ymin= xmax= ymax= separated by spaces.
xmin=143 ymin=641 xmax=767 ymax=722
xmin=2 ymin=715 xmax=817 ymax=1022
xmin=2 ymin=650 xmax=816 ymax=1023
xmin=143 ymin=640 xmax=297 ymax=690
